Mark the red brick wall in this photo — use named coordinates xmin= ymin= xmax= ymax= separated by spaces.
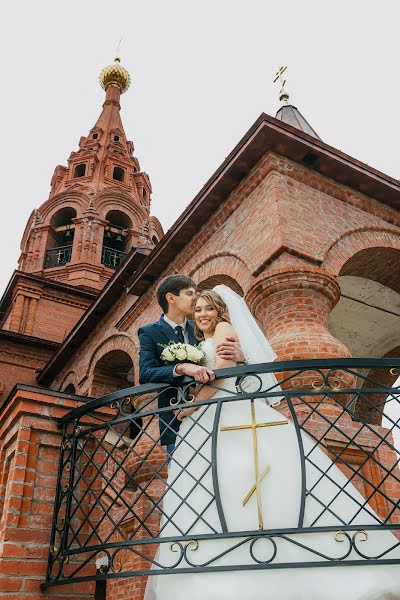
xmin=31 ymin=297 xmax=88 ymax=343
xmin=3 ymin=284 xmax=93 ymax=344
xmin=0 ymin=338 xmax=55 ymax=402
xmin=0 ymin=388 xmax=96 ymax=599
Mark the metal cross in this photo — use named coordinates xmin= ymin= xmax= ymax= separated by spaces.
xmin=273 ymin=65 xmax=289 ymax=103
xmin=116 ymin=37 xmax=123 ymax=57
xmin=220 ymin=399 xmax=288 ymax=530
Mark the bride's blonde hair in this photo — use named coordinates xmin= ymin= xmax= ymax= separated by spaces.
xmin=193 ymin=290 xmax=231 ymax=341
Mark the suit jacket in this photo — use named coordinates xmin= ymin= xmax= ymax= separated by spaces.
xmin=138 ymin=317 xmax=197 ymax=446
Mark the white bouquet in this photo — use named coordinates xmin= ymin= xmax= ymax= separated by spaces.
xmin=159 ymin=341 xmax=205 ymax=364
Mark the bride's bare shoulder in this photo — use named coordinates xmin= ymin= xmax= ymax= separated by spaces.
xmin=214 ymin=321 xmax=237 ymax=338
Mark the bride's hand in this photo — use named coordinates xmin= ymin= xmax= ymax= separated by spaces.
xmin=174 ymin=406 xmax=198 ymax=421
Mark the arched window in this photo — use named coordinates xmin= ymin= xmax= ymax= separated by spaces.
xmin=91 ymin=350 xmax=141 ymax=440
xmin=328 ymin=247 xmax=400 ymax=424
xmin=152 ymin=235 xmax=159 ymax=245
xmin=73 ymin=163 xmax=86 ymax=178
xmin=197 ymin=275 xmax=244 ymax=297
xmin=102 ymin=210 xmax=132 ymax=269
xmin=44 ymin=207 xmax=77 ymax=269
xmin=63 ymin=383 xmax=76 ymax=394
xmin=112 ymin=166 xmax=125 ymax=182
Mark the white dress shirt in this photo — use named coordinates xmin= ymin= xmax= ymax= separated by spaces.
xmin=162 ymin=315 xmax=190 ymax=343
xmin=162 ymin=316 xmax=190 ymax=377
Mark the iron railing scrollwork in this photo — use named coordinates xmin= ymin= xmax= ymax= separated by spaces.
xmin=44 ymin=245 xmax=72 ymax=268
xmin=42 ymin=358 xmax=400 ymax=589
xmin=101 ymin=246 xmax=126 ymax=269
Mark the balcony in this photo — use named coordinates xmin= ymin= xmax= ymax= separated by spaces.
xmin=44 ymin=245 xmax=72 ymax=269
xmin=101 ymin=246 xmax=127 ymax=269
xmin=42 ymin=359 xmax=400 ymax=590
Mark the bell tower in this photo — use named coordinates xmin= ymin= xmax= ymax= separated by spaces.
xmin=18 ymin=57 xmax=163 ymax=291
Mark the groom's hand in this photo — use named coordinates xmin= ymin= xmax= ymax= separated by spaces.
xmin=216 ymin=337 xmax=246 ymax=363
xmin=175 ymin=363 xmax=215 ymax=383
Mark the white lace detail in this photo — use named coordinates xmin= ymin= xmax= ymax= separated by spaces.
xmin=199 ymin=338 xmax=216 ymax=369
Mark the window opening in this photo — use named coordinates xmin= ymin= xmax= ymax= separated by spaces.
xmin=113 ymin=166 xmax=125 ymax=182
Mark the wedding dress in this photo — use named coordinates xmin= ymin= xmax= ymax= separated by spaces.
xmin=145 ymin=289 xmax=400 ymax=600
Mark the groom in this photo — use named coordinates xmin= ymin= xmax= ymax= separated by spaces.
xmin=138 ymin=274 xmax=245 ymax=460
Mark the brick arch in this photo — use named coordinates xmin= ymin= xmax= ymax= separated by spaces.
xmin=87 ymin=334 xmax=137 ymax=385
xmin=39 ymin=191 xmax=88 ymax=222
xmin=59 ymin=370 xmax=79 ymax=393
xmin=322 ymin=227 xmax=400 ymax=281
xmin=91 ymin=350 xmax=134 ymax=397
xmin=354 ymin=345 xmax=400 ymax=425
xmin=189 ymin=253 xmax=254 ymax=295
xmin=96 ymin=192 xmax=148 ymax=224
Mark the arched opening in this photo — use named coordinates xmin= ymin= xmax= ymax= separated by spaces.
xmin=63 ymin=383 xmax=76 ymax=394
xmin=339 ymin=247 xmax=400 ymax=294
xmin=91 ymin=350 xmax=141 ymax=440
xmin=328 ymin=247 xmax=400 ymax=425
xmin=73 ymin=163 xmax=86 ymax=178
xmin=102 ymin=210 xmax=132 ymax=270
xmin=352 ymin=345 xmax=400 ymax=425
xmin=44 ymin=207 xmax=77 ymax=269
xmin=152 ymin=235 xmax=159 ymax=246
xmin=112 ymin=166 xmax=125 ymax=182
xmin=197 ymin=275 xmax=244 ymax=297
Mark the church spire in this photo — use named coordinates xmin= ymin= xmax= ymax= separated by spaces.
xmin=17 ymin=58 xmax=163 ymax=291
xmin=273 ymin=65 xmax=321 ymax=141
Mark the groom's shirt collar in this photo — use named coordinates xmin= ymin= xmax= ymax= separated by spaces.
xmin=162 ymin=315 xmax=189 ymax=343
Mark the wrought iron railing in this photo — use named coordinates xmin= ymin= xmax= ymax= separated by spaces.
xmin=101 ymin=246 xmax=126 ymax=269
xmin=43 ymin=359 xmax=400 ymax=590
xmin=44 ymin=245 xmax=72 ymax=268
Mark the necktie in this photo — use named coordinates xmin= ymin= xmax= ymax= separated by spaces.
xmin=175 ymin=325 xmax=185 ymax=343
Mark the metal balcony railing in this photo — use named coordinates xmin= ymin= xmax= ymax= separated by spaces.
xmin=101 ymin=246 xmax=126 ymax=269
xmin=43 ymin=359 xmax=400 ymax=590
xmin=44 ymin=245 xmax=72 ymax=269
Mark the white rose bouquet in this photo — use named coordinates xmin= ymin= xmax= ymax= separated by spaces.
xmin=159 ymin=341 xmax=205 ymax=365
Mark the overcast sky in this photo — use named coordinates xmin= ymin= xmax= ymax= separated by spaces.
xmin=0 ymin=0 xmax=399 ymax=293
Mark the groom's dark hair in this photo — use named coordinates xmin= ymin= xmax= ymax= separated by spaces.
xmin=156 ymin=275 xmax=196 ymax=313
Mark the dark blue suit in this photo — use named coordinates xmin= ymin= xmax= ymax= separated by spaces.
xmin=138 ymin=317 xmax=197 ymax=446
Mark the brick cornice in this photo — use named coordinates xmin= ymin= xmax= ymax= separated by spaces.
xmin=0 ymin=329 xmax=60 ymax=350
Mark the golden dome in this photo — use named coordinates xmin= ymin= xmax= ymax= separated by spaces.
xmin=99 ymin=57 xmax=131 ymax=94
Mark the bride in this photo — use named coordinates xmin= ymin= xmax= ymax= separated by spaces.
xmin=145 ymin=285 xmax=400 ymax=600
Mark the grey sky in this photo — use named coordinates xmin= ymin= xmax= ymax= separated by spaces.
xmin=0 ymin=0 xmax=399 ymax=293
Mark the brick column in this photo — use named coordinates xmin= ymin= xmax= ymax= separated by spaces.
xmin=24 ymin=297 xmax=39 ymax=336
xmin=0 ymin=388 xmax=95 ymax=599
xmin=246 ymin=266 xmax=353 ymax=391
xmin=9 ymin=293 xmax=25 ymax=333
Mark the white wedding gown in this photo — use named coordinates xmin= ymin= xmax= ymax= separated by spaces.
xmin=146 ymin=338 xmax=400 ymax=600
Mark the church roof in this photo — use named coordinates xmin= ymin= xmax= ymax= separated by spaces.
xmin=275 ymin=104 xmax=321 ymax=140
xmin=38 ymin=112 xmax=400 ymax=385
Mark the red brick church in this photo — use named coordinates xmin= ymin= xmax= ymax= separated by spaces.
xmin=0 ymin=58 xmax=399 ymax=599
